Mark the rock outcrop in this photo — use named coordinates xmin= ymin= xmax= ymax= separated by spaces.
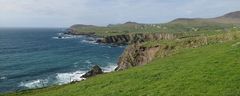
xmin=113 ymin=33 xmax=177 ymax=71
xmin=115 ymin=31 xmax=240 ymax=71
xmin=96 ymin=34 xmax=131 ymax=45
xmin=115 ymin=43 xmax=175 ymax=71
xmin=81 ymin=65 xmax=103 ymax=78
xmin=97 ymin=33 xmax=176 ymax=45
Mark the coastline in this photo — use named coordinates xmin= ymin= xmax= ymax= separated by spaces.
xmin=3 ymin=9 xmax=240 ymax=96
xmin=18 ymin=64 xmax=117 ymax=90
xmin=0 ymin=29 xmax=124 ymax=93
xmin=8 ymin=27 xmax=177 ymax=92
xmin=25 ymin=32 xmax=123 ymax=91
xmin=13 ymin=29 xmax=240 ymax=93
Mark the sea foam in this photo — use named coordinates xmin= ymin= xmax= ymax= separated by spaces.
xmin=81 ymin=40 xmax=98 ymax=44
xmin=85 ymin=60 xmax=92 ymax=64
xmin=19 ymin=79 xmax=48 ymax=89
xmin=19 ymin=71 xmax=86 ymax=89
xmin=0 ymin=76 xmax=7 ymax=80
xmin=102 ymin=64 xmax=117 ymax=72
xmin=56 ymin=71 xmax=86 ymax=85
xmin=19 ymin=64 xmax=117 ymax=89
xmin=52 ymin=33 xmax=83 ymax=39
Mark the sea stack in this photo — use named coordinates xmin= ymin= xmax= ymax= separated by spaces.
xmin=81 ymin=65 xmax=103 ymax=78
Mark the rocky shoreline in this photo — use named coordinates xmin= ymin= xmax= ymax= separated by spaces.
xmin=65 ymin=29 xmax=178 ymax=78
xmin=65 ymin=27 xmax=176 ymax=44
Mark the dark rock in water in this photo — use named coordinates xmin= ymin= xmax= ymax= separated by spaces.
xmin=64 ymin=28 xmax=73 ymax=34
xmin=81 ymin=65 xmax=103 ymax=78
xmin=96 ymin=38 xmax=105 ymax=43
xmin=58 ymin=36 xmax=63 ymax=39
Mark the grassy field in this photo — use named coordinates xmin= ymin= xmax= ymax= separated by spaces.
xmin=3 ymin=33 xmax=240 ymax=96
xmin=70 ymin=11 xmax=240 ymax=37
xmin=71 ymin=22 xmax=240 ymax=37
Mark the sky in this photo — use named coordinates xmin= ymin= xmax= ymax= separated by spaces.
xmin=0 ymin=0 xmax=240 ymax=27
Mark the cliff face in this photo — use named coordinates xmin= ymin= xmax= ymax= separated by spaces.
xmin=114 ymin=33 xmax=177 ymax=71
xmin=115 ymin=31 xmax=240 ymax=71
xmin=115 ymin=43 xmax=175 ymax=71
xmin=66 ymin=25 xmax=178 ymax=70
xmin=97 ymin=33 xmax=176 ymax=45
xmin=65 ymin=29 xmax=177 ymax=70
xmin=97 ymin=35 xmax=131 ymax=45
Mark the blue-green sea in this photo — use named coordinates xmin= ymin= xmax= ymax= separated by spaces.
xmin=0 ymin=28 xmax=124 ymax=93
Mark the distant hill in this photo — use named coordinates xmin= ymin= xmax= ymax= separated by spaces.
xmin=170 ymin=11 xmax=240 ymax=25
xmin=70 ymin=24 xmax=98 ymax=29
xmin=218 ymin=11 xmax=240 ymax=19
xmin=67 ymin=11 xmax=240 ymax=36
xmin=107 ymin=21 xmax=142 ymax=27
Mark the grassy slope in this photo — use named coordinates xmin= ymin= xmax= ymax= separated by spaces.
xmin=4 ymin=38 xmax=240 ymax=96
xmin=71 ymin=22 xmax=240 ymax=37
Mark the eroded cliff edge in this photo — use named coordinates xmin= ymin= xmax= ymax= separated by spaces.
xmin=97 ymin=33 xmax=176 ymax=45
xmin=66 ymin=29 xmax=179 ymax=71
xmin=114 ymin=31 xmax=240 ymax=71
xmin=115 ymin=43 xmax=175 ymax=71
xmin=114 ymin=33 xmax=177 ymax=71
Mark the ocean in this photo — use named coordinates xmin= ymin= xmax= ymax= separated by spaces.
xmin=0 ymin=28 xmax=124 ymax=93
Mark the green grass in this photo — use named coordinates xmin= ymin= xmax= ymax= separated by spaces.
xmin=3 ymin=38 xmax=240 ymax=96
xmin=142 ymin=40 xmax=177 ymax=47
xmin=71 ymin=22 xmax=240 ymax=37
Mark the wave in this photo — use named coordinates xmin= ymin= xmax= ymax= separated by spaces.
xmin=19 ymin=71 xmax=86 ymax=89
xmin=52 ymin=36 xmax=83 ymax=39
xmin=52 ymin=33 xmax=84 ymax=39
xmin=84 ymin=60 xmax=92 ymax=64
xmin=81 ymin=40 xmax=98 ymax=44
xmin=102 ymin=54 xmax=110 ymax=59
xmin=73 ymin=61 xmax=79 ymax=68
xmin=0 ymin=76 xmax=7 ymax=80
xmin=18 ymin=64 xmax=117 ymax=89
xmin=73 ymin=61 xmax=79 ymax=65
xmin=19 ymin=79 xmax=48 ymax=89
xmin=102 ymin=64 xmax=117 ymax=72
xmin=56 ymin=71 xmax=86 ymax=85
xmin=105 ymin=56 xmax=110 ymax=59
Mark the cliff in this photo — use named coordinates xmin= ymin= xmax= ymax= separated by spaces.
xmin=114 ymin=33 xmax=177 ymax=71
xmin=115 ymin=43 xmax=175 ymax=71
xmin=97 ymin=33 xmax=177 ymax=45
xmin=115 ymin=31 xmax=240 ymax=71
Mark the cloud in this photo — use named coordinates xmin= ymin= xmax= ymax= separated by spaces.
xmin=0 ymin=0 xmax=240 ymax=27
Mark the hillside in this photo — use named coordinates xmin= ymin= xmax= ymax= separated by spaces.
xmin=170 ymin=11 xmax=240 ymax=24
xmin=67 ymin=11 xmax=240 ymax=38
xmin=3 ymin=31 xmax=240 ymax=96
xmin=67 ymin=21 xmax=163 ymax=37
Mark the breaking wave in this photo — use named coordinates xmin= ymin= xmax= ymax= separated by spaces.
xmin=19 ymin=71 xmax=86 ymax=89
xmin=81 ymin=40 xmax=98 ymax=44
xmin=19 ymin=79 xmax=48 ymax=89
xmin=52 ymin=33 xmax=84 ymax=39
xmin=55 ymin=71 xmax=86 ymax=85
xmin=18 ymin=64 xmax=117 ymax=89
xmin=0 ymin=76 xmax=7 ymax=80
xmin=102 ymin=64 xmax=117 ymax=72
xmin=85 ymin=60 xmax=92 ymax=64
